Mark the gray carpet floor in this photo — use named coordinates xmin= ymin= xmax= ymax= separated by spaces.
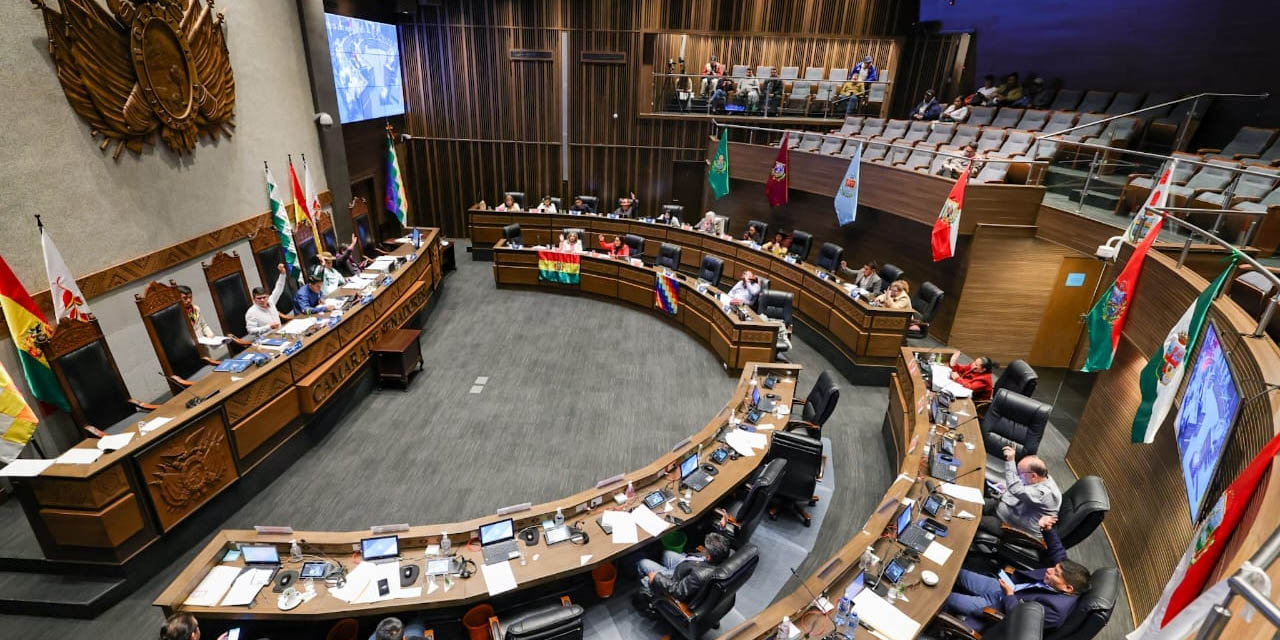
xmin=0 ymin=242 xmax=1130 ymax=639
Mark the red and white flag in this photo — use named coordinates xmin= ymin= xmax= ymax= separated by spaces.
xmin=302 ymin=154 xmax=324 ymax=245
xmin=40 ymin=227 xmax=91 ymax=323
xmin=931 ymin=163 xmax=971 ymax=261
xmin=1124 ymin=161 xmax=1176 ymax=243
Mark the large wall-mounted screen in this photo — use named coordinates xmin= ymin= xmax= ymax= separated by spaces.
xmin=324 ymin=14 xmax=405 ymax=123
xmin=1173 ymin=322 xmax=1241 ymax=520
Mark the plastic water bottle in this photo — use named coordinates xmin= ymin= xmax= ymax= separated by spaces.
xmin=626 ymin=482 xmax=636 ymax=502
xmin=440 ymin=531 xmax=451 ymax=556
xmin=834 ymin=597 xmax=857 ymax=639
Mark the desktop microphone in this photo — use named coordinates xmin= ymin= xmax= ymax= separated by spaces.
xmin=925 ymin=479 xmax=938 ymax=495
xmin=789 ymin=565 xmax=830 ymax=636
xmin=949 ymin=463 xmax=985 ymax=485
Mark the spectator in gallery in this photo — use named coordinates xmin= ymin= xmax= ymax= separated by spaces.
xmin=700 ymin=54 xmax=725 ymax=96
xmin=763 ymin=68 xmax=784 ymax=110
xmin=838 ymin=76 xmax=864 ymax=116
xmin=709 ymin=76 xmax=735 ymax=113
xmin=971 ymin=74 xmax=999 ymax=105
xmin=911 ymin=89 xmax=942 ymax=121
xmin=995 ymin=72 xmax=1023 ymax=106
xmin=852 ymin=55 xmax=878 ymax=82
xmin=737 ymin=68 xmax=761 ymax=112
xmin=1026 ymin=75 xmax=1052 ymax=109
xmin=535 ymin=195 xmax=558 ymax=213
xmin=939 ymin=144 xmax=983 ymax=179
xmin=496 ymin=194 xmax=521 ymax=212
xmin=940 ymin=96 xmax=969 ymax=123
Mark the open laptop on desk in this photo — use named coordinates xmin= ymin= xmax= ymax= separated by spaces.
xmin=479 ymin=518 xmax=520 ymax=565
xmin=895 ymin=503 xmax=933 ymax=553
xmin=751 ymin=386 xmax=777 ymax=412
xmin=360 ymin=535 xmax=400 ymax=564
xmin=680 ymin=451 xmax=714 ymax=492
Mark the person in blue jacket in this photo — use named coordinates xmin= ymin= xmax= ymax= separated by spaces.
xmin=293 ymin=273 xmax=331 ymax=315
xmin=911 ymin=89 xmax=942 ymax=121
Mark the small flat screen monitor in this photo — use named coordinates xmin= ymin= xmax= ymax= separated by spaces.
xmin=845 ymin=570 xmax=866 ymax=600
xmin=680 ymin=452 xmax=699 ymax=479
xmin=300 ymin=561 xmax=328 ymax=578
xmin=751 ymin=386 xmax=761 ymax=407
xmin=360 ymin=535 xmax=400 ymax=561
xmin=895 ymin=503 xmax=913 ymax=537
xmin=241 ymin=545 xmax=279 ymax=565
xmin=1173 ymin=322 xmax=1243 ymax=520
xmin=480 ymin=519 xmax=515 ymax=546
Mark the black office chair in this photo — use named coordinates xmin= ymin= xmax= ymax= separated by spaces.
xmin=503 ymin=191 xmax=525 ymax=207
xmin=655 ymin=544 xmax=759 ymax=640
xmin=787 ymin=230 xmax=813 ymax=261
xmin=698 ymin=255 xmax=724 ymax=285
xmin=661 ymin=204 xmax=684 ymax=224
xmin=907 ymin=281 xmax=945 ymax=339
xmin=657 ymin=243 xmax=682 ymax=270
xmin=45 ymin=316 xmax=157 ymax=438
xmin=974 ymin=476 xmax=1110 ymax=571
xmin=623 ymin=234 xmax=645 ymax=257
xmin=746 ymin=220 xmax=768 ymax=242
xmin=993 ymin=359 xmax=1038 ymax=399
xmin=752 ymin=276 xmax=772 ymax=314
xmin=713 ymin=459 xmax=786 ymax=547
xmin=786 ymin=369 xmax=840 ymax=438
xmin=489 ymin=596 xmax=584 ymax=640
xmin=549 ymin=196 xmax=563 ymax=210
xmin=766 ymin=430 xmax=823 ymax=527
xmin=575 ymin=195 xmax=598 ymax=212
xmin=561 ymin=228 xmax=586 ymax=246
xmin=1046 ymin=567 xmax=1119 ymax=640
xmin=815 ymin=242 xmax=843 ymax=272
xmin=503 ymin=223 xmax=524 ymax=247
xmin=935 ymin=600 xmax=1046 ymax=640
xmin=758 ymin=290 xmax=793 ymax=361
xmin=135 ymin=281 xmax=219 ymax=395
xmin=982 ymin=389 xmax=1051 ymax=486
xmin=878 ymin=263 xmax=904 ymax=293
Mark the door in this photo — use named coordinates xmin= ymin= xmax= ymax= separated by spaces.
xmin=1029 ymin=256 xmax=1106 ymax=367
xmin=672 ymin=160 xmax=706 ymax=212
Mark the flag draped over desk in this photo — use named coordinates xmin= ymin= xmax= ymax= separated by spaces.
xmin=931 ymin=163 xmax=970 ymax=261
xmin=265 ymin=166 xmax=303 ymax=283
xmin=0 ymin=359 xmax=39 ymax=463
xmin=1081 ymin=215 xmax=1164 ymax=372
xmin=386 ymin=130 xmax=409 ymax=227
xmin=41 ymin=227 xmax=91 ymax=323
xmin=833 ymin=142 xmax=862 ymax=226
xmin=655 ymin=273 xmax=679 ymax=314
xmin=1131 ymin=255 xmax=1237 ymax=443
xmin=765 ymin=132 xmax=790 ymax=207
xmin=537 ymin=250 xmax=580 ymax=284
xmin=0 ymin=257 xmax=68 ymax=414
xmin=708 ymin=129 xmax=731 ymax=200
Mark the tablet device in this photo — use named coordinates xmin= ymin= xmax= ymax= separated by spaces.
xmin=644 ymin=490 xmax=667 ymax=510
xmin=882 ymin=558 xmax=907 ymax=584
xmin=300 ymin=561 xmax=328 ymax=579
xmin=711 ymin=448 xmax=729 ymax=464
xmin=922 ymin=493 xmax=944 ymax=517
xmin=360 ymin=535 xmax=400 ymax=562
xmin=241 ymin=545 xmax=280 ymax=565
xmin=425 ymin=557 xmax=453 ymax=576
xmin=544 ymin=525 xmax=573 ymax=545
xmin=997 ymin=570 xmax=1015 ymax=590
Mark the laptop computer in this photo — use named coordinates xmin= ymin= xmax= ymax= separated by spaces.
xmin=680 ymin=451 xmax=714 ymax=492
xmin=929 ymin=452 xmax=960 ymax=482
xmin=241 ymin=545 xmax=280 ymax=566
xmin=895 ymin=503 xmax=934 ymax=553
xmin=752 ymin=386 xmax=778 ymax=412
xmin=479 ymin=519 xmax=520 ymax=565
xmin=360 ymin=535 xmax=400 ymax=564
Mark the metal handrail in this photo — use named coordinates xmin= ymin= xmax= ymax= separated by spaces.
xmin=1035 ymin=91 xmax=1269 ymax=140
xmin=1049 ymin=139 xmax=1280 ymax=181
xmin=711 ymin=120 xmax=1050 ymax=167
xmin=1195 ymin=525 xmax=1280 ymax=639
xmin=652 ymin=71 xmax=890 ymax=85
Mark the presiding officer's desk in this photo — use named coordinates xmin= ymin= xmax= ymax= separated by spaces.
xmin=470 ymin=207 xmax=913 ymax=367
xmin=155 ymin=363 xmax=801 ymax=624
xmin=12 ymin=230 xmax=444 ymax=565
xmin=492 ymin=240 xmax=779 ymax=369
xmin=723 ymin=347 xmax=986 ymax=640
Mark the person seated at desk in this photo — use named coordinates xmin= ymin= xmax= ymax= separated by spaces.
xmin=742 ymin=225 xmax=764 ymax=245
xmin=496 ymin=194 xmax=521 ymax=212
xmin=839 ymin=260 xmax=881 ymax=292
xmin=246 ymin=264 xmax=288 ymax=336
xmin=657 ymin=209 xmax=682 ymax=227
xmin=761 ymin=231 xmax=789 ymax=257
xmin=949 ymin=351 xmax=996 ymax=401
xmin=335 ymin=233 xmax=372 ymax=276
xmin=568 ymin=196 xmax=593 ymax=214
xmin=597 ymin=234 xmax=630 ymax=258
xmin=635 ymin=532 xmax=732 ymax=613
xmin=983 ymin=448 xmax=1062 ymax=537
xmin=313 ymin=252 xmax=346 ymax=296
xmin=945 ymin=516 xmax=1089 ymax=632
xmin=370 ymin=615 xmax=428 ymax=640
xmin=161 ymin=613 xmax=231 ymax=640
xmin=294 ymin=272 xmax=334 ymax=316
xmin=176 ymin=285 xmax=215 ymax=340
xmin=557 ymin=231 xmax=583 ymax=253
xmin=694 ymin=211 xmax=722 ymax=235
xmin=613 ymin=197 xmax=636 ymax=218
xmin=535 ymin=195 xmax=557 ymax=213
xmin=873 ymin=279 xmax=912 ymax=310
xmin=727 ymin=270 xmax=761 ymax=306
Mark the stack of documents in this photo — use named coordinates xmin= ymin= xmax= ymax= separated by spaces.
xmin=219 ymin=568 xmax=273 ymax=606
xmin=0 ymin=459 xmax=55 ymax=477
xmin=602 ymin=510 xmax=638 ymax=544
xmin=852 ymin=589 xmax=921 ymax=640
xmin=55 ymin=448 xmax=104 ymax=465
xmin=280 ymin=317 xmax=318 ymax=335
xmin=184 ymin=566 xmax=240 ymax=606
xmin=725 ymin=429 xmax=768 ymax=457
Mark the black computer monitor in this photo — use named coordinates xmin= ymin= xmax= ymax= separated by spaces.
xmin=679 ymin=452 xmax=699 ymax=480
xmin=360 ymin=535 xmax=400 ymax=561
xmin=895 ymin=503 xmax=913 ymax=537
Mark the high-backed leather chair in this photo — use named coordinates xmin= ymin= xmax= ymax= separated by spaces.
xmin=746 ymin=220 xmax=768 ymax=242
xmin=660 ymin=203 xmax=684 ymax=223
xmin=981 ymin=389 xmax=1051 ymax=485
xmin=936 ymin=600 xmax=1045 ymax=640
xmin=993 ymin=359 xmax=1038 ymax=399
xmin=574 ymin=195 xmax=598 ymax=212
xmin=714 ymin=459 xmax=786 ymax=547
xmin=907 ymin=281 xmax=944 ymax=339
xmin=43 ymin=316 xmax=156 ymax=437
xmin=561 ymin=228 xmax=586 ymax=247
xmin=766 ymin=430 xmax=823 ymax=526
xmin=503 ymin=223 xmax=524 ymax=247
xmin=878 ymin=263 xmax=904 ymax=292
xmin=975 ymin=476 xmax=1110 ymax=572
xmin=549 ymin=196 xmax=562 ymax=210
xmin=758 ymin=290 xmax=793 ymax=360
xmin=295 ymin=227 xmax=319 ymax=274
xmin=698 ymin=255 xmax=724 ymax=285
xmin=815 ymin=242 xmax=843 ymax=272
xmin=787 ymin=369 xmax=839 ymax=438
xmin=135 ymin=281 xmax=219 ymax=395
xmin=503 ymin=191 xmax=526 ymax=207
xmin=623 ymin=234 xmax=645 ymax=257
xmin=1046 ymin=567 xmax=1119 ymax=640
xmin=655 ymin=544 xmax=760 ymax=640
xmin=201 ymin=252 xmax=252 ymax=354
xmin=317 ymin=212 xmax=338 ymax=252
xmin=249 ymin=231 xmax=298 ymax=316
xmin=787 ymin=230 xmax=813 ymax=261
xmin=350 ymin=196 xmax=378 ymax=257
xmin=489 ymin=596 xmax=583 ymax=640
xmin=657 ymin=243 xmax=682 ymax=271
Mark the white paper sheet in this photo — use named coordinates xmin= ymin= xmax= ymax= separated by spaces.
xmin=328 ymin=562 xmax=375 ymax=603
xmin=97 ymin=432 xmax=135 ymax=451
xmin=198 ymin=336 xmax=229 ymax=346
xmin=631 ymin=505 xmax=671 ymax=537
xmin=138 ymin=416 xmax=172 ymax=435
xmin=724 ymin=431 xmax=756 ymax=457
xmin=481 ymin=560 xmax=518 ymax=596
xmin=923 ymin=541 xmax=953 ymax=565
xmin=580 ymin=554 xmax=593 ymax=566
xmin=603 ymin=510 xmax=638 ymax=544
xmin=940 ymin=482 xmax=984 ymax=504
xmin=852 ymin=589 xmax=921 ymax=640
xmin=55 ymin=448 xmax=104 ymax=465
xmin=280 ymin=318 xmax=318 ymax=335
xmin=219 ymin=568 xmax=272 ymax=606
xmin=184 ymin=565 xmax=240 ymax=606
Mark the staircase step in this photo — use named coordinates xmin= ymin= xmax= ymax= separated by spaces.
xmin=0 ymin=571 xmax=129 ymax=618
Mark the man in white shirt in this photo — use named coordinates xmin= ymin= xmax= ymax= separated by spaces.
xmin=314 ymin=252 xmax=346 ymax=296
xmin=727 ymin=270 xmax=761 ymax=306
xmin=245 ymin=264 xmax=288 ymax=336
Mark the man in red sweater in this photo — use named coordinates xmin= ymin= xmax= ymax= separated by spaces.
xmin=949 ymin=351 xmax=996 ymax=402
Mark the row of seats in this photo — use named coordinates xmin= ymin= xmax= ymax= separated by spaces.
xmin=666 ymin=64 xmax=888 ymax=117
xmin=979 ymin=87 xmax=1207 ymax=151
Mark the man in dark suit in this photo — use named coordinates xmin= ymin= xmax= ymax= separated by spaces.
xmin=944 ymin=517 xmax=1090 ymax=631
xmin=635 ymin=532 xmax=731 ymax=605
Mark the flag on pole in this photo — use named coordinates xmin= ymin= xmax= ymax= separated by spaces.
xmin=931 ymin=163 xmax=971 ymax=261
xmin=1081 ymin=216 xmax=1165 ymax=372
xmin=287 ymin=156 xmax=319 ymax=241
xmin=537 ymin=250 xmax=580 ymax=284
xmin=1127 ymin=430 xmax=1280 ymax=638
xmin=1131 ymin=256 xmax=1238 ymax=443
xmin=40 ymin=227 xmax=91 ymax=323
xmin=0 ymin=258 xmax=69 ymax=413
xmin=1124 ymin=161 xmax=1176 ymax=243
xmin=708 ymin=129 xmax=731 ymax=200
xmin=765 ymin=132 xmax=790 ymax=207
xmin=655 ymin=273 xmax=679 ymax=314
xmin=265 ymin=166 xmax=303 ymax=283
xmin=834 ymin=141 xmax=862 ymax=225
xmin=302 ymin=154 xmax=325 ymax=248
xmin=0 ymin=359 xmax=40 ymax=464
xmin=386 ymin=129 xmax=409 ymax=227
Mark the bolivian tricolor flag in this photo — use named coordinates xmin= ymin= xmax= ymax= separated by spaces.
xmin=537 ymin=250 xmax=580 ymax=284
xmin=0 ymin=257 xmax=69 ymax=416
xmin=0 ymin=360 xmax=39 ymax=463
xmin=655 ymin=273 xmax=679 ymax=314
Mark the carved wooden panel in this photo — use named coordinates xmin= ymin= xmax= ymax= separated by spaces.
xmin=741 ymin=329 xmax=778 ymax=345
xmin=248 ymin=219 xmax=282 ymax=254
xmin=200 ymin=251 xmax=243 ymax=282
xmin=41 ymin=493 xmax=145 ymax=549
xmin=31 ymin=463 xmax=130 ymax=510
xmin=231 ymin=388 xmax=300 ymax=461
xmin=43 ymin=315 xmax=106 ymax=359
xmin=136 ymin=410 xmax=237 ymax=532
xmin=135 ymin=281 xmax=184 ymax=317
xmin=289 ymin=332 xmax=341 ymax=381
xmin=223 ymin=365 xmax=293 ymax=425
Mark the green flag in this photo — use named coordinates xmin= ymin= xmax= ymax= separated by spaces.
xmin=265 ymin=166 xmax=303 ymax=284
xmin=708 ymin=129 xmax=730 ymax=199
xmin=1130 ymin=256 xmax=1237 ymax=443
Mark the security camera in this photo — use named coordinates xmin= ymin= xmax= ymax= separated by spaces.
xmin=314 ymin=112 xmax=334 ymax=128
xmin=1096 ymin=235 xmax=1123 ymax=260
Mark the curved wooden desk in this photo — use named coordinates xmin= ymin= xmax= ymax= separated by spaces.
xmin=155 ymin=363 xmax=802 ymax=623
xmin=471 ymin=208 xmax=914 ymax=367
xmin=492 ymin=241 xmax=778 ymax=369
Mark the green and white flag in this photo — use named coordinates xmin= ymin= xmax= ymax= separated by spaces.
xmin=265 ymin=166 xmax=302 ymax=283
xmin=708 ymin=128 xmax=730 ymax=199
xmin=1130 ymin=256 xmax=1238 ymax=443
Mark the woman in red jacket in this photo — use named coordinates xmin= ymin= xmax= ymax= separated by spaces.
xmin=597 ymin=234 xmax=630 ymax=258
xmin=949 ymin=351 xmax=996 ymax=402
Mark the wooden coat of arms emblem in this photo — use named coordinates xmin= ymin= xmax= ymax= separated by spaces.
xmin=32 ymin=0 xmax=236 ymax=159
